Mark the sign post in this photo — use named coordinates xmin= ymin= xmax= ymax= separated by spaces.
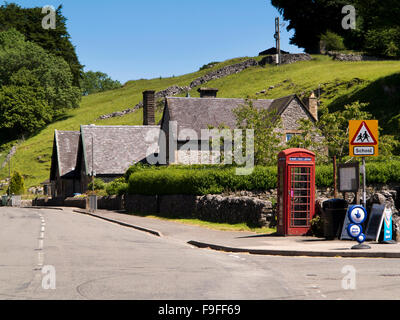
xmin=346 ymin=205 xmax=370 ymax=249
xmin=349 ymin=120 xmax=379 ymax=208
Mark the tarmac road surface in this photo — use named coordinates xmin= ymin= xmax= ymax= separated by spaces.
xmin=1 ymin=207 xmax=400 ymax=300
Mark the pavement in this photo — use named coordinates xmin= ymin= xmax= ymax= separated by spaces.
xmin=58 ymin=207 xmax=400 ymax=259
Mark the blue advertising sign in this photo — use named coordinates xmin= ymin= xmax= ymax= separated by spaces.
xmin=346 ymin=205 xmax=368 ymax=246
xmin=383 ymin=207 xmax=393 ymax=242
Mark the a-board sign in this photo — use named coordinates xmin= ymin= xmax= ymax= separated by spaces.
xmin=340 ymin=205 xmax=367 ymax=241
xmin=349 ymin=120 xmax=379 ymax=157
xmin=383 ymin=207 xmax=393 ymax=242
xmin=340 ymin=213 xmax=354 ymax=240
xmin=365 ymin=204 xmax=385 ymax=241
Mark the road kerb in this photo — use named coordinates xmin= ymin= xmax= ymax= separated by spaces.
xmin=187 ymin=240 xmax=400 ymax=259
xmin=72 ymin=209 xmax=162 ymax=237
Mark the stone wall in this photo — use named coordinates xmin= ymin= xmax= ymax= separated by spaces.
xmin=63 ymin=197 xmax=87 ymax=209
xmin=97 ymin=195 xmax=124 ymax=211
xmin=188 ymin=59 xmax=258 ymax=88
xmin=98 ymin=59 xmax=258 ymax=120
xmin=125 ymin=193 xmax=273 ymax=227
xmin=259 ymin=53 xmax=312 ymax=66
xmin=125 ymin=194 xmax=158 ymax=214
xmin=327 ymin=51 xmax=384 ymax=62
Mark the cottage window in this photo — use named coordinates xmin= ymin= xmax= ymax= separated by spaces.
xmin=286 ymin=133 xmax=295 ymax=142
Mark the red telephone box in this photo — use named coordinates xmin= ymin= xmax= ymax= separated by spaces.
xmin=277 ymin=148 xmax=316 ymax=236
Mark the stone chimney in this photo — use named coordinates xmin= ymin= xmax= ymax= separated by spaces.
xmin=307 ymin=92 xmax=318 ymax=121
xmin=198 ymin=87 xmax=219 ymax=98
xmin=143 ymin=90 xmax=156 ymax=125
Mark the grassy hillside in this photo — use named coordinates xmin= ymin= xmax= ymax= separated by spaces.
xmin=1 ymin=54 xmax=400 ymax=189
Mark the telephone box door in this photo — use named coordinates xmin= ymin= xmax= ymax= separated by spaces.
xmin=288 ymin=165 xmax=313 ymax=235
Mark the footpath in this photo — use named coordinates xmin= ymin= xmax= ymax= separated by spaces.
xmin=63 ymin=207 xmax=400 ymax=258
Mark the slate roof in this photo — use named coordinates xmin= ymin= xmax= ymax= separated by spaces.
xmin=259 ymin=47 xmax=289 ymax=56
xmin=50 ymin=130 xmax=80 ymax=180
xmin=78 ymin=125 xmax=160 ymax=176
xmin=163 ymin=95 xmax=314 ymax=141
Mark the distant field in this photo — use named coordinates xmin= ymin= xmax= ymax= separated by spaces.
xmin=1 ymin=54 xmax=400 ymax=189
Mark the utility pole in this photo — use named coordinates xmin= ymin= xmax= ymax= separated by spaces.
xmin=92 ymin=135 xmax=95 ymax=193
xmin=274 ymin=17 xmax=281 ymax=65
xmin=8 ymin=156 xmax=11 ymax=196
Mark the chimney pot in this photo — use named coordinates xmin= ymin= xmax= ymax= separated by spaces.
xmin=198 ymin=88 xmax=219 ymax=98
xmin=143 ymin=90 xmax=156 ymax=125
xmin=307 ymin=92 xmax=318 ymax=121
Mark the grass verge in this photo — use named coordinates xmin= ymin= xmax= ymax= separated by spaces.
xmin=127 ymin=212 xmax=276 ymax=234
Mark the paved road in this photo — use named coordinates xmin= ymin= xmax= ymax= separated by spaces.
xmin=1 ymin=207 xmax=400 ymax=300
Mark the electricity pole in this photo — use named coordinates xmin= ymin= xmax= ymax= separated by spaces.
xmin=8 ymin=157 xmax=11 ymax=196
xmin=274 ymin=17 xmax=281 ymax=65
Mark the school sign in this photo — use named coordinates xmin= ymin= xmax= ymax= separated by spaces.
xmin=349 ymin=120 xmax=379 ymax=157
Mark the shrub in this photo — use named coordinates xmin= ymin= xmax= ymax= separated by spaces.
xmin=127 ymin=166 xmax=278 ymax=195
xmin=9 ymin=171 xmax=25 ymax=195
xmin=320 ymin=31 xmax=346 ymax=52
xmin=106 ymin=177 xmax=128 ymax=196
xmin=364 ymin=27 xmax=400 ymax=58
xmin=87 ymin=178 xmax=106 ymax=191
xmin=126 ymin=161 xmax=400 ymax=196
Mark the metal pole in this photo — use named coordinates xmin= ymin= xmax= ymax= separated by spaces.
xmin=333 ymin=156 xmax=338 ymax=198
xmin=92 ymin=135 xmax=94 ymax=193
xmin=362 ymin=157 xmax=366 ymax=208
xmin=275 ymin=17 xmax=281 ymax=65
xmin=8 ymin=157 xmax=11 ymax=196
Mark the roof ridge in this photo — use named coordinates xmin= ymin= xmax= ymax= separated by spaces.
xmin=166 ymin=97 xmax=274 ymax=101
xmin=81 ymin=125 xmax=160 ymax=128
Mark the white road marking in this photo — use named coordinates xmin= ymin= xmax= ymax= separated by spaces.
xmin=36 ymin=214 xmax=46 ymax=270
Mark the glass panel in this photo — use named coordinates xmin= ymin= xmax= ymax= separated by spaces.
xmin=293 ymin=212 xmax=308 ymax=219
xmin=290 ymin=166 xmax=311 ymax=228
xmin=293 ymin=219 xmax=308 ymax=226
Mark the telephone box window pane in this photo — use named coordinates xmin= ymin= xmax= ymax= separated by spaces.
xmin=293 ymin=219 xmax=308 ymax=226
xmin=290 ymin=166 xmax=311 ymax=228
xmin=293 ymin=212 xmax=308 ymax=219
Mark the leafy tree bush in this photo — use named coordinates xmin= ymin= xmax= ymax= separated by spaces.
xmin=87 ymin=178 xmax=106 ymax=191
xmin=106 ymin=177 xmax=128 ymax=196
xmin=0 ymin=3 xmax=83 ymax=87
xmin=0 ymin=29 xmax=81 ymax=138
xmin=9 ymin=171 xmax=25 ymax=195
xmin=80 ymin=71 xmax=122 ymax=96
xmin=320 ymin=31 xmax=346 ymax=51
xmin=364 ymin=27 xmax=400 ymax=57
xmin=233 ymin=100 xmax=283 ymax=166
xmin=126 ymin=160 xmax=400 ymax=196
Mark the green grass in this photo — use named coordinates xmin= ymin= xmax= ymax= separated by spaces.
xmin=128 ymin=212 xmax=276 ymax=234
xmin=1 ymin=54 xmax=400 ymax=188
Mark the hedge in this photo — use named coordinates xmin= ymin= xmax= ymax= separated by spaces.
xmin=127 ymin=161 xmax=400 ymax=196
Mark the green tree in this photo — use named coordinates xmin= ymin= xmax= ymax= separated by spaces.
xmin=317 ymin=101 xmax=372 ymax=160
xmin=233 ymin=100 xmax=283 ymax=166
xmin=0 ymin=3 xmax=83 ymax=87
xmin=320 ymin=31 xmax=346 ymax=52
xmin=9 ymin=171 xmax=25 ymax=195
xmin=0 ymin=29 xmax=81 ymax=138
xmin=80 ymin=71 xmax=122 ymax=96
xmin=286 ymin=118 xmax=327 ymax=163
xmin=271 ymin=0 xmax=350 ymax=53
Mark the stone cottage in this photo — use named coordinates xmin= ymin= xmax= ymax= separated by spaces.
xmin=50 ymin=90 xmax=161 ymax=196
xmin=156 ymin=88 xmax=320 ymax=165
xmin=49 ymin=130 xmax=81 ymax=198
xmin=75 ymin=124 xmax=160 ymax=194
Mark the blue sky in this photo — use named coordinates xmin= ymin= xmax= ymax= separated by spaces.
xmin=7 ymin=0 xmax=302 ymax=83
